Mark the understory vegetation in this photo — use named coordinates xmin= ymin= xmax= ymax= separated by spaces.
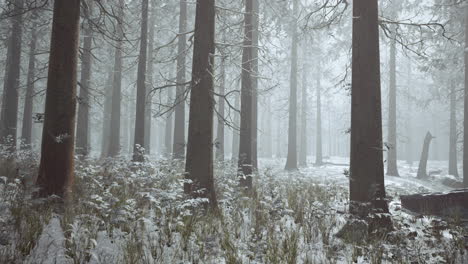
xmin=0 ymin=151 xmax=466 ymax=264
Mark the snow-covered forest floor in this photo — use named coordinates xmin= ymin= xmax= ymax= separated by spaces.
xmin=0 ymin=152 xmax=467 ymax=264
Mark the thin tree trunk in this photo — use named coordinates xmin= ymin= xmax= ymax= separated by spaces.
xmin=144 ymin=0 xmax=156 ymax=155
xmin=251 ymin=0 xmax=259 ymax=170
xmin=108 ymin=0 xmax=124 ymax=157
xmin=285 ymin=0 xmax=299 ymax=171
xmin=315 ymin=62 xmax=323 ymax=166
xmin=101 ymin=67 xmax=113 ymax=158
xmin=417 ymin=132 xmax=434 ymax=179
xmin=184 ymin=0 xmax=217 ymax=207
xmin=449 ymin=84 xmax=459 ymax=177
xmin=406 ymin=60 xmax=413 ymax=165
xmin=232 ymin=91 xmax=240 ymax=160
xmin=76 ymin=2 xmax=94 ymax=157
xmin=463 ymin=4 xmax=468 ymax=187
xmin=0 ymin=0 xmax=24 ymax=149
xmin=21 ymin=22 xmax=37 ymax=149
xmin=216 ymin=56 xmax=226 ymax=161
xmin=386 ymin=34 xmax=399 ymax=176
xmin=299 ymin=38 xmax=308 ymax=167
xmin=132 ymin=0 xmax=149 ymax=162
xmin=238 ymin=0 xmax=254 ymax=187
xmin=164 ymin=89 xmax=174 ymax=157
xmin=349 ymin=0 xmax=388 ymax=214
xmin=173 ymin=0 xmax=188 ymax=160
xmin=35 ymin=0 xmax=81 ymax=198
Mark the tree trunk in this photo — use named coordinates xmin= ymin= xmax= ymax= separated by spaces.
xmin=76 ymin=2 xmax=94 ymax=157
xmin=108 ymin=0 xmax=124 ymax=157
xmin=216 ymin=56 xmax=226 ymax=161
xmin=449 ymin=84 xmax=459 ymax=177
xmin=232 ymin=91 xmax=240 ymax=160
xmin=184 ymin=0 xmax=218 ymax=207
xmin=386 ymin=34 xmax=399 ymax=176
xmin=417 ymin=132 xmax=434 ymax=179
xmin=35 ymin=0 xmax=81 ymax=198
xmin=21 ymin=22 xmax=37 ymax=149
xmin=0 ymin=0 xmax=24 ymax=149
xmin=238 ymin=0 xmax=254 ymax=187
xmin=101 ymin=66 xmax=113 ymax=158
xmin=464 ymin=5 xmax=468 ymax=187
xmin=315 ymin=59 xmax=323 ymax=166
xmin=144 ymin=0 xmax=156 ymax=155
xmin=172 ymin=0 xmax=188 ymax=160
xmin=251 ymin=0 xmax=259 ymax=170
xmin=164 ymin=89 xmax=174 ymax=157
xmin=284 ymin=0 xmax=299 ymax=171
xmin=406 ymin=60 xmax=413 ymax=165
xmin=132 ymin=0 xmax=149 ymax=162
xmin=299 ymin=38 xmax=309 ymax=167
xmin=349 ymin=0 xmax=389 ymax=214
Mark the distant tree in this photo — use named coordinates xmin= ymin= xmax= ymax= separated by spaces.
xmin=172 ymin=0 xmax=188 ymax=160
xmin=216 ymin=56 xmax=226 ymax=161
xmin=108 ymin=0 xmax=125 ymax=157
xmin=144 ymin=0 xmax=157 ymax=155
xmin=417 ymin=132 xmax=434 ymax=179
xmin=184 ymin=0 xmax=218 ymax=207
xmin=315 ymin=55 xmax=323 ymax=166
xmin=448 ymin=83 xmax=458 ymax=177
xmin=21 ymin=13 xmax=38 ymax=149
xmin=164 ymin=88 xmax=174 ymax=157
xmin=386 ymin=21 xmax=399 ymax=176
xmin=132 ymin=0 xmax=149 ymax=162
xmin=299 ymin=37 xmax=309 ymax=167
xmin=285 ymin=0 xmax=299 ymax=171
xmin=251 ymin=0 xmax=259 ymax=170
xmin=0 ymin=0 xmax=24 ymax=150
xmin=231 ymin=92 xmax=240 ymax=160
xmin=349 ymin=0 xmax=389 ymax=214
xmin=76 ymin=1 xmax=94 ymax=157
xmin=238 ymin=0 xmax=254 ymax=187
xmin=35 ymin=0 xmax=81 ymax=198
xmin=101 ymin=64 xmax=113 ymax=158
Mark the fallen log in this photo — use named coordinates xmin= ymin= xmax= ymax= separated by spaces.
xmin=401 ymin=189 xmax=468 ymax=218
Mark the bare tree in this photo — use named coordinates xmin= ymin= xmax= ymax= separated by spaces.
xmin=386 ymin=28 xmax=399 ymax=176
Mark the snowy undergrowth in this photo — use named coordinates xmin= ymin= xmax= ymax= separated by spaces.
xmin=0 ymin=153 xmax=467 ymax=263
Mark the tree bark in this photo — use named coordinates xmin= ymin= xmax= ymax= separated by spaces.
xmin=144 ymin=0 xmax=156 ymax=155
xmin=315 ymin=59 xmax=323 ymax=166
xmin=164 ymin=88 xmax=174 ymax=157
xmin=449 ymin=84 xmax=459 ymax=177
xmin=285 ymin=0 xmax=299 ymax=171
xmin=184 ymin=0 xmax=218 ymax=207
xmin=108 ymin=0 xmax=124 ymax=157
xmin=132 ymin=0 xmax=149 ymax=162
xmin=172 ymin=0 xmax=188 ymax=160
xmin=232 ymin=91 xmax=240 ymax=160
xmin=417 ymin=132 xmax=434 ymax=179
xmin=386 ymin=34 xmax=399 ymax=176
xmin=101 ymin=66 xmax=113 ymax=158
xmin=0 ymin=0 xmax=24 ymax=149
xmin=76 ymin=2 xmax=94 ymax=157
xmin=216 ymin=56 xmax=226 ymax=161
xmin=463 ymin=4 xmax=468 ymax=186
xmin=299 ymin=38 xmax=309 ymax=167
xmin=251 ymin=0 xmax=259 ymax=170
xmin=406 ymin=60 xmax=413 ymax=165
xmin=21 ymin=22 xmax=37 ymax=149
xmin=349 ymin=0 xmax=389 ymax=214
xmin=238 ymin=0 xmax=254 ymax=187
xmin=35 ymin=0 xmax=81 ymax=198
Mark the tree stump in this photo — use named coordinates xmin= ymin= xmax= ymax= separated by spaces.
xmin=401 ymin=189 xmax=468 ymax=217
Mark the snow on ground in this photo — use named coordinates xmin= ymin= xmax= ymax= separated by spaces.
xmin=0 ymin=155 xmax=467 ymax=263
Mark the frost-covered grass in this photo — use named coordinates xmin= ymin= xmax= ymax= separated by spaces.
xmin=0 ymin=152 xmax=467 ymax=263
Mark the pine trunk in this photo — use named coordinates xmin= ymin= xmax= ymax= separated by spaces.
xmin=386 ymin=35 xmax=399 ymax=176
xmin=144 ymin=1 xmax=156 ymax=155
xmin=216 ymin=56 xmax=226 ymax=161
xmin=35 ymin=0 xmax=81 ymax=198
xmin=463 ymin=4 xmax=468 ymax=186
xmin=21 ymin=23 xmax=37 ymax=149
xmin=299 ymin=38 xmax=308 ymax=167
xmin=101 ymin=67 xmax=113 ymax=158
xmin=449 ymin=84 xmax=459 ymax=177
xmin=251 ymin=0 xmax=259 ymax=170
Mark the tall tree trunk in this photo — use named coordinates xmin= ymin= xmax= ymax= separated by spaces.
xmin=449 ymin=84 xmax=459 ymax=177
xmin=417 ymin=132 xmax=434 ymax=179
xmin=251 ymin=0 xmax=259 ymax=170
xmin=386 ymin=34 xmax=399 ymax=176
xmin=76 ymin=2 xmax=94 ymax=157
xmin=35 ymin=0 xmax=81 ymax=198
xmin=184 ymin=0 xmax=217 ymax=207
xmin=232 ymin=92 xmax=240 ymax=160
xmin=216 ymin=56 xmax=226 ymax=161
xmin=406 ymin=60 xmax=413 ymax=165
xmin=265 ymin=97 xmax=272 ymax=158
xmin=108 ymin=0 xmax=124 ymax=157
xmin=101 ymin=66 xmax=113 ymax=158
xmin=132 ymin=0 xmax=149 ymax=162
xmin=315 ymin=62 xmax=323 ymax=166
xmin=299 ymin=38 xmax=308 ymax=167
xmin=463 ymin=4 xmax=468 ymax=187
xmin=349 ymin=0 xmax=388 ymax=214
xmin=164 ymin=89 xmax=174 ymax=157
xmin=284 ymin=0 xmax=299 ymax=171
xmin=21 ymin=22 xmax=37 ymax=149
xmin=144 ymin=0 xmax=156 ymax=155
xmin=238 ymin=0 xmax=254 ymax=187
xmin=0 ymin=0 xmax=24 ymax=149
xmin=172 ymin=0 xmax=188 ymax=160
